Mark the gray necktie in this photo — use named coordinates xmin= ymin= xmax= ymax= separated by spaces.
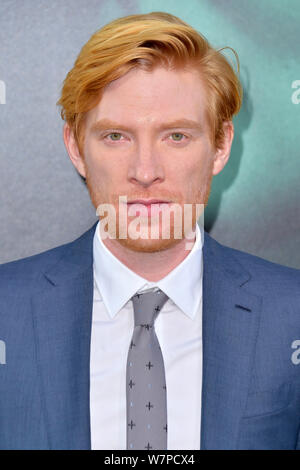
xmin=126 ymin=289 xmax=169 ymax=451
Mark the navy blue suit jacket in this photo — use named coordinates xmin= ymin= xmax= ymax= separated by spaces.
xmin=0 ymin=221 xmax=300 ymax=449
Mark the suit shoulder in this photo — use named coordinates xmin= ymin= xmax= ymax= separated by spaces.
xmin=0 ymin=222 xmax=97 ymax=282
xmin=226 ymin=242 xmax=300 ymax=289
xmin=206 ymin=232 xmax=300 ymax=286
xmin=0 ymin=239 xmax=72 ymax=281
xmin=227 ymin=244 xmax=299 ymax=281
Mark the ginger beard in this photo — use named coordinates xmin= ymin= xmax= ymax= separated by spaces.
xmin=84 ymin=158 xmax=214 ymax=253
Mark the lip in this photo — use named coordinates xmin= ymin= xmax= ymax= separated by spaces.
xmin=127 ymin=199 xmax=171 ymax=205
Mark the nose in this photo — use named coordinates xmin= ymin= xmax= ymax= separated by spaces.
xmin=127 ymin=139 xmax=164 ymax=188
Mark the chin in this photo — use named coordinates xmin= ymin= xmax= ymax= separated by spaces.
xmin=115 ymin=235 xmax=184 ymax=253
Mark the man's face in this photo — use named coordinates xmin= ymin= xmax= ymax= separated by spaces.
xmin=66 ymin=65 xmax=232 ymax=253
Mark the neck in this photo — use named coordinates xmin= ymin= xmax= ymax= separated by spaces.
xmin=101 ymin=229 xmax=197 ymax=282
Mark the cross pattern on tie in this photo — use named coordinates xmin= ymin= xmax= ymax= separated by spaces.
xmin=126 ymin=289 xmax=169 ymax=450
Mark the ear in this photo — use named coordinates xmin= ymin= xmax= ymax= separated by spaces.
xmin=212 ymin=121 xmax=234 ymax=176
xmin=63 ymin=123 xmax=86 ymax=178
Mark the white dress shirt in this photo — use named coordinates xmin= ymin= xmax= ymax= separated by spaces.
xmin=90 ymin=221 xmax=203 ymax=450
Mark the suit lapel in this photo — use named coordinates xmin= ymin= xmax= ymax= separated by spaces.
xmin=31 ymin=222 xmax=97 ymax=449
xmin=200 ymin=233 xmax=262 ymax=449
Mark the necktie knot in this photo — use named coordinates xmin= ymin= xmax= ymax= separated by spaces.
xmin=131 ymin=289 xmax=169 ymax=327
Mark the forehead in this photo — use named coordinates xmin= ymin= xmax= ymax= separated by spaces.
xmin=86 ymin=65 xmax=208 ymax=128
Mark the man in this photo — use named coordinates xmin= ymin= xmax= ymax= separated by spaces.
xmin=0 ymin=11 xmax=299 ymax=450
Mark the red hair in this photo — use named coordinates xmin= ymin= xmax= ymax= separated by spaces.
xmin=57 ymin=11 xmax=242 ymax=154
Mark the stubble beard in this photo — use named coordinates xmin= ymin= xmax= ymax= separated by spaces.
xmin=84 ymin=165 xmax=213 ymax=254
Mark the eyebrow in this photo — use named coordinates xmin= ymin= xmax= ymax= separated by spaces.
xmin=89 ymin=118 xmax=203 ymax=133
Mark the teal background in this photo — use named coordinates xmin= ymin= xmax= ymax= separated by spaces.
xmin=0 ymin=0 xmax=299 ymax=267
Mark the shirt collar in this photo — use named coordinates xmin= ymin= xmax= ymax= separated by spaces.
xmin=93 ymin=221 xmax=203 ymax=320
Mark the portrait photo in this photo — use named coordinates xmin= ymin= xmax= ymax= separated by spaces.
xmin=0 ymin=0 xmax=299 ymax=451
